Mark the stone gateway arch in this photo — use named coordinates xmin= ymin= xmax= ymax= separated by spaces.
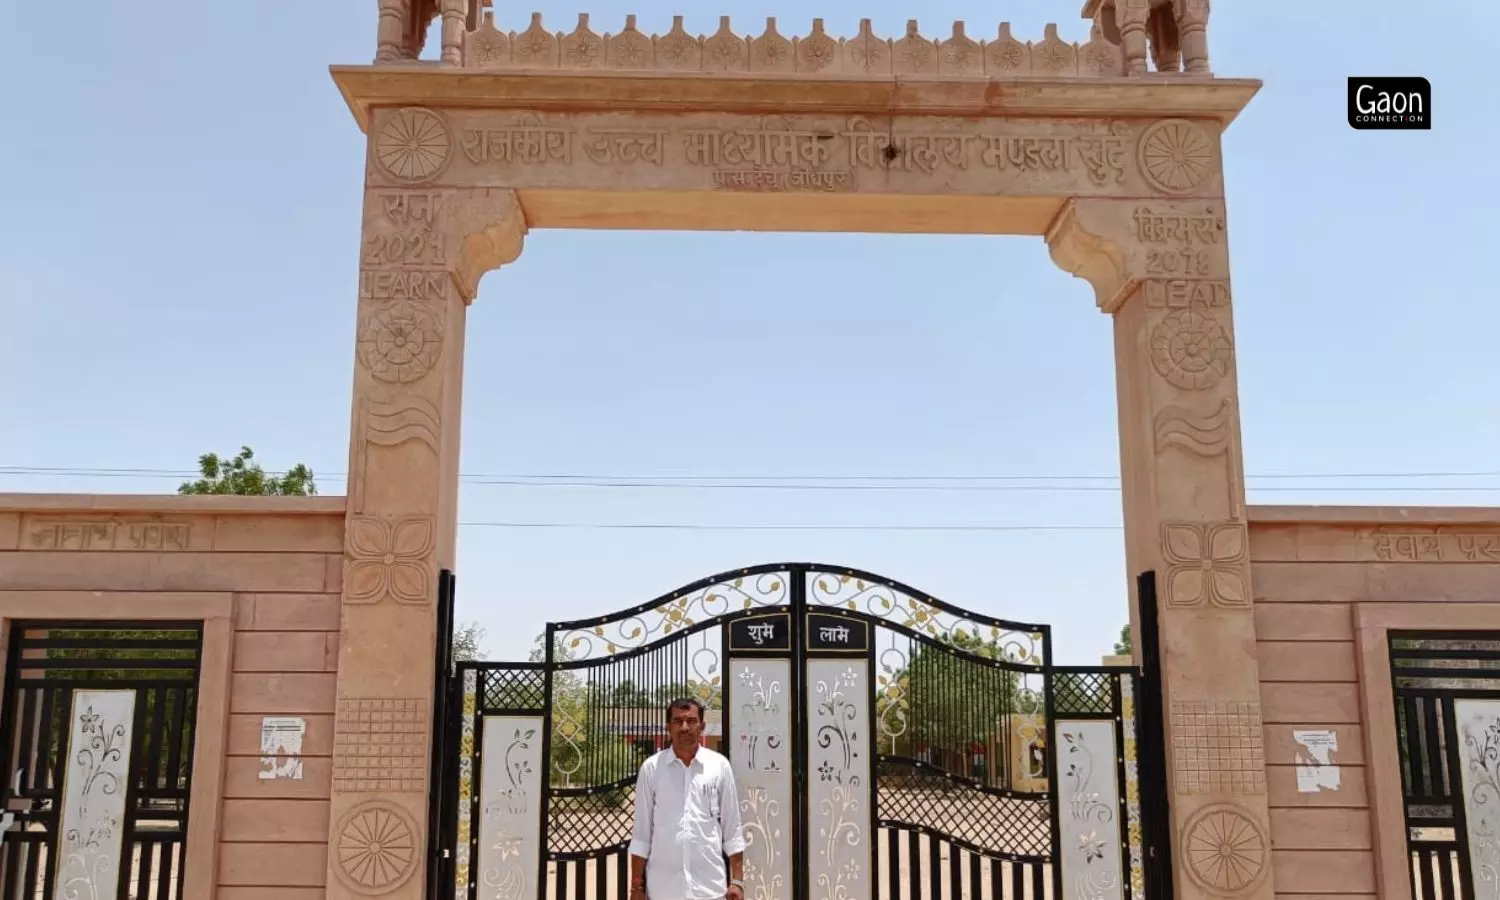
xmin=328 ymin=2 xmax=1263 ymax=900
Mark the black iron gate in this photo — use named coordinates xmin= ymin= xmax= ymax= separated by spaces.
xmin=0 ymin=621 xmax=204 ymax=900
xmin=1389 ymin=631 xmax=1500 ymax=900
xmin=437 ymin=563 xmax=1156 ymax=900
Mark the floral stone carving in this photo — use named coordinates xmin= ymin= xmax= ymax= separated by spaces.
xmin=1180 ymin=803 xmax=1268 ymax=897
xmin=345 ymin=515 xmax=436 ymax=605
xmin=357 ymin=300 xmax=445 ymax=384
xmin=1161 ymin=521 xmax=1248 ymax=608
xmin=1149 ymin=308 xmax=1233 ymax=391
xmin=373 ymin=108 xmax=454 ymax=184
xmin=334 ymin=801 xmax=420 ymax=895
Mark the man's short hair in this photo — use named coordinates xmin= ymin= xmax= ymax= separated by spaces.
xmin=666 ymin=697 xmax=704 ymax=723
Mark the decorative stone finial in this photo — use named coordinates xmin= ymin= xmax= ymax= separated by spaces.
xmin=433 ymin=10 xmax=1209 ymax=79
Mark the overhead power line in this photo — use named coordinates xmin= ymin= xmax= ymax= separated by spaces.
xmin=454 ymin=521 xmax=1124 ymax=531
xmin=4 ymin=464 xmax=1500 ymax=492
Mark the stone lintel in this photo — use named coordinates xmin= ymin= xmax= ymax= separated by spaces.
xmin=330 ymin=64 xmax=1261 ymax=132
xmin=1248 ymin=504 xmax=1500 ymax=526
xmin=0 ymin=493 xmax=347 ymax=515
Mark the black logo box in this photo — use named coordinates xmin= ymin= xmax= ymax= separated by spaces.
xmin=1348 ymin=77 xmax=1431 ymax=130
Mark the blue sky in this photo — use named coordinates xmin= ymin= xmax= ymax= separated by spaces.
xmin=2 ymin=0 xmax=1496 ymax=665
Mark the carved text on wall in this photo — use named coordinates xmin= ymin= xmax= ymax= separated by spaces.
xmin=359 ymin=269 xmax=450 ymax=302
xmin=364 ymin=108 xmax=1219 ymax=199
xmin=25 ymin=518 xmax=192 ymax=551
xmin=1134 ymin=207 xmax=1223 ymax=246
xmin=1364 ymin=530 xmax=1500 ymax=562
xmin=1143 ymin=280 xmax=1229 ymax=310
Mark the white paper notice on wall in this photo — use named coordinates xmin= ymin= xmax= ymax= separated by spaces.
xmin=259 ymin=716 xmax=306 ymax=780
xmin=1292 ymin=729 xmax=1340 ymax=792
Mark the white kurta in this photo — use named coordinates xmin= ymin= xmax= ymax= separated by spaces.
xmin=629 ymin=746 xmax=747 ymax=900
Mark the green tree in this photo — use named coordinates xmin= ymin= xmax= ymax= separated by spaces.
xmin=452 ymin=622 xmax=486 ymax=662
xmin=876 ymin=632 xmax=1038 ymax=774
xmin=1113 ymin=624 xmax=1133 ymax=656
xmin=178 ymin=446 xmax=317 ymax=496
xmin=610 ymin=679 xmax=652 ymax=707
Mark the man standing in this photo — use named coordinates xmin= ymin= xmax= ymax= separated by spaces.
xmin=629 ymin=698 xmax=746 ymax=900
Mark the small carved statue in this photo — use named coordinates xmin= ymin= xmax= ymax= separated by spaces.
xmin=1084 ymin=0 xmax=1210 ymax=75
xmin=375 ymin=0 xmax=480 ymax=63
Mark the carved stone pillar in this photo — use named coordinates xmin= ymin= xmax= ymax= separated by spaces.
xmin=1174 ymin=0 xmax=1212 ymax=74
xmin=1148 ymin=4 xmax=1183 ymax=73
xmin=439 ymin=0 xmax=466 ymax=65
xmin=326 ymin=112 xmax=525 ymax=898
xmin=375 ymin=0 xmax=405 ymax=62
xmin=1047 ymin=124 xmax=1271 ymax=900
xmin=1114 ymin=0 xmax=1151 ymax=75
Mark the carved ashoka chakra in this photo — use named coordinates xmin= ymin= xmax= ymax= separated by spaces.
xmin=1181 ymin=803 xmax=1268 ymax=897
xmin=373 ymin=107 xmax=453 ymax=184
xmin=334 ymin=801 xmax=420 ymax=895
xmin=1137 ymin=119 xmax=1214 ymax=195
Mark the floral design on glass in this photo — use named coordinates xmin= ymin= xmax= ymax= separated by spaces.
xmin=485 ymin=727 xmax=537 ymax=816
xmin=56 ymin=697 xmax=131 ymax=900
xmin=345 ymin=514 xmax=436 ymax=605
xmin=814 ymin=667 xmax=862 ymax=785
xmin=357 ymin=300 xmax=445 ymax=384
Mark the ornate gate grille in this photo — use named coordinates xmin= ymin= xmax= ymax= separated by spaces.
xmin=0 ymin=621 xmax=203 ymax=900
xmin=441 ymin=564 xmax=1151 ymax=900
xmin=1389 ymin=631 xmax=1500 ymax=900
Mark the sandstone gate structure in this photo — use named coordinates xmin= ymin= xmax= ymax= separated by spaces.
xmin=3 ymin=2 xmax=1499 ymax=900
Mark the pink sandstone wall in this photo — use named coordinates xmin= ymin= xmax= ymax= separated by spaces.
xmin=1248 ymin=504 xmax=1500 ymax=900
xmin=0 ymin=494 xmax=346 ymax=900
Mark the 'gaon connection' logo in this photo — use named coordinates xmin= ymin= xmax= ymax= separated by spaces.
xmin=1348 ymin=77 xmax=1431 ymax=130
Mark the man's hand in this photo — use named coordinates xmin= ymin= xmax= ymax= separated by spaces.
xmin=727 ymin=882 xmax=744 ymax=900
xmin=630 ymin=885 xmax=648 ymax=900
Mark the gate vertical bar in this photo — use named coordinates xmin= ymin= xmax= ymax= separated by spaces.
xmin=789 ymin=565 xmax=808 ymax=900
xmin=865 ymin=607 xmax=879 ymax=900
xmin=0 ymin=623 xmax=21 ymax=891
xmin=429 ymin=569 xmax=457 ymax=900
xmin=1440 ymin=696 xmax=1476 ymax=900
xmin=1111 ymin=673 xmax=1132 ymax=900
xmin=1045 ymin=619 xmax=1062 ymax=900
xmin=1135 ymin=571 xmax=1174 ymax=900
xmin=540 ymin=621 xmax=557 ymax=900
